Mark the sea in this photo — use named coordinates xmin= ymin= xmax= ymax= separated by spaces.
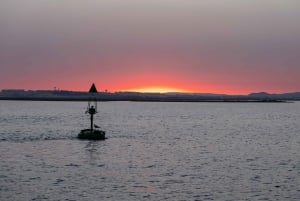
xmin=0 ymin=100 xmax=299 ymax=201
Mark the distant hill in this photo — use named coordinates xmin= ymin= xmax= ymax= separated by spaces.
xmin=249 ymin=92 xmax=300 ymax=100
xmin=248 ymin=92 xmax=270 ymax=97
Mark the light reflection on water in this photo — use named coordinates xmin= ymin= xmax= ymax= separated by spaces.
xmin=0 ymin=101 xmax=300 ymax=200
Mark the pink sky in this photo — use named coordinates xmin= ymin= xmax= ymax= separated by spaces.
xmin=0 ymin=0 xmax=299 ymax=94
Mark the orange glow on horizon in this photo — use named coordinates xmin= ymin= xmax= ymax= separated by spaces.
xmin=113 ymin=84 xmax=258 ymax=95
xmin=123 ymin=86 xmax=191 ymax=93
xmin=73 ymin=81 xmax=256 ymax=95
xmin=20 ymin=76 xmax=289 ymax=95
xmin=5 ymin=82 xmax=290 ymax=95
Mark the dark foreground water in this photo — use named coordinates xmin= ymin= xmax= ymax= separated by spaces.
xmin=0 ymin=101 xmax=299 ymax=201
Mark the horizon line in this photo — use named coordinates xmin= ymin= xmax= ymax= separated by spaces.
xmin=1 ymin=88 xmax=299 ymax=96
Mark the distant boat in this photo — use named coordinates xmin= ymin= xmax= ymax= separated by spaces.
xmin=77 ymin=83 xmax=106 ymax=140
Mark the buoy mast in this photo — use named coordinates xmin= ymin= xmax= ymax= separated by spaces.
xmin=87 ymin=83 xmax=98 ymax=131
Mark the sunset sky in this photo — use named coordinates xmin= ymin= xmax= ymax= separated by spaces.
xmin=0 ymin=0 xmax=299 ymax=94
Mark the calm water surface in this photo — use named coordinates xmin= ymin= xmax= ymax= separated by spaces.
xmin=0 ymin=101 xmax=299 ymax=200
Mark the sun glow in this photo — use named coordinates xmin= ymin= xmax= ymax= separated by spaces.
xmin=125 ymin=86 xmax=190 ymax=93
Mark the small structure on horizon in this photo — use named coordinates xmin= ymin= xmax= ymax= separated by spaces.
xmin=77 ymin=83 xmax=106 ymax=140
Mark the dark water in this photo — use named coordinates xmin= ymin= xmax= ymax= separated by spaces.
xmin=0 ymin=101 xmax=299 ymax=200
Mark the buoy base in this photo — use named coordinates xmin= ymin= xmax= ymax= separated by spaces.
xmin=78 ymin=129 xmax=106 ymax=140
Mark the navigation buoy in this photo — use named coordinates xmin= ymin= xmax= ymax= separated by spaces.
xmin=77 ymin=83 xmax=106 ymax=140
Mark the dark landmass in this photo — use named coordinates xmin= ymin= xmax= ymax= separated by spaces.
xmin=0 ymin=89 xmax=299 ymax=102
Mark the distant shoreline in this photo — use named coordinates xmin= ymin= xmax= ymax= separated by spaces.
xmin=0 ymin=97 xmax=289 ymax=103
xmin=1 ymin=90 xmax=299 ymax=102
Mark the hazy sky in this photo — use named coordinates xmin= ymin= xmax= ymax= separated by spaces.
xmin=0 ymin=0 xmax=299 ymax=94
